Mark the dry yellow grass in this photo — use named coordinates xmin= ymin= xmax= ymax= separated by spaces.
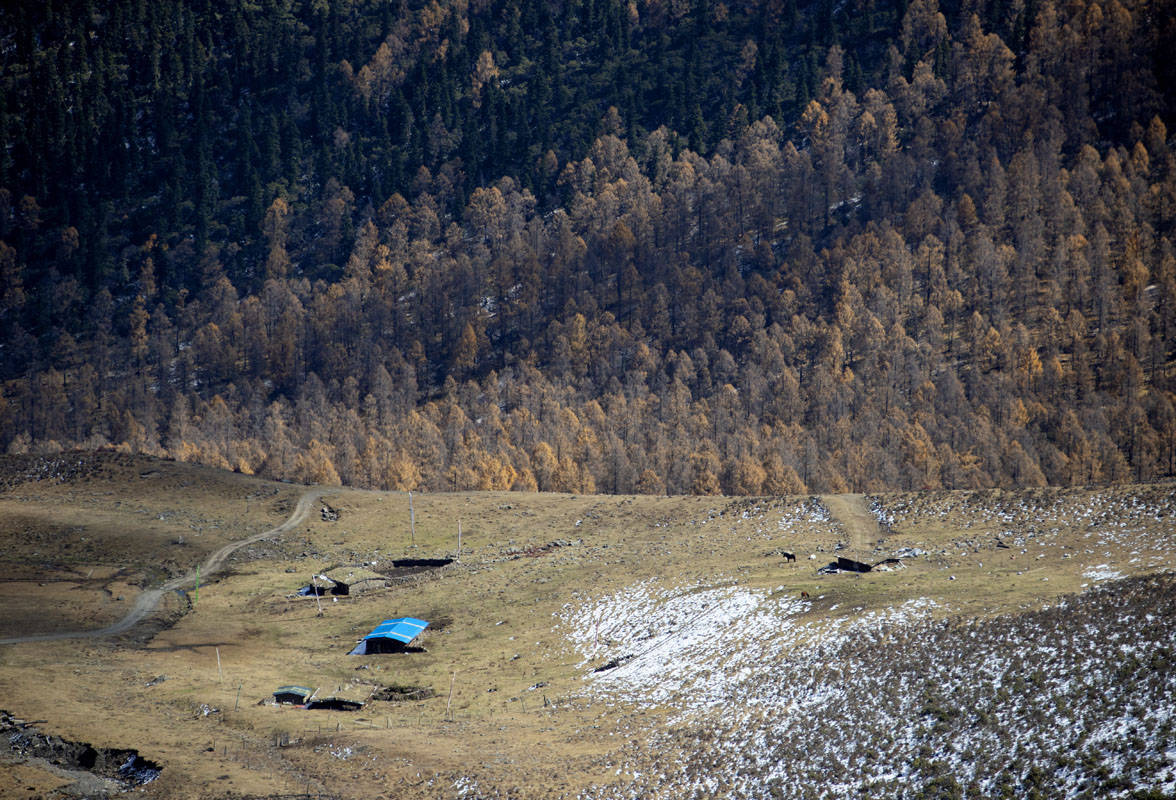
xmin=0 ymin=453 xmax=1172 ymax=799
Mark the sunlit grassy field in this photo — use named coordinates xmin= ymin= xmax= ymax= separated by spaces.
xmin=0 ymin=452 xmax=1172 ymax=799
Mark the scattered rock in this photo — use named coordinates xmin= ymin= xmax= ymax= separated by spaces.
xmin=0 ymin=710 xmax=161 ymax=789
xmin=593 ymin=654 xmax=635 ymax=673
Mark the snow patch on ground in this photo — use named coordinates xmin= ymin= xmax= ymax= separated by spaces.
xmin=552 ymin=575 xmax=1176 ymax=800
xmin=557 ymin=581 xmax=938 ymax=722
xmin=1084 ymin=564 xmax=1125 ymax=581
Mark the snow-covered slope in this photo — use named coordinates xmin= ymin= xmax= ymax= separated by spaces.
xmin=559 ymin=574 xmax=1176 ymax=799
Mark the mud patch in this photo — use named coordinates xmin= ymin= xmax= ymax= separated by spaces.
xmin=1 ymin=710 xmax=161 ymax=793
xmin=305 ymin=698 xmax=363 ymax=711
xmin=381 ymin=557 xmax=454 ymax=580
xmin=389 ymin=557 xmax=453 ymax=569
xmin=371 ymin=684 xmax=436 ymax=702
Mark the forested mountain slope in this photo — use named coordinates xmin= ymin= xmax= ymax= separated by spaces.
xmin=1 ymin=0 xmax=1174 ymax=493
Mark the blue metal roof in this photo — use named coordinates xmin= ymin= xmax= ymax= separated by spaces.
xmin=361 ymin=617 xmax=429 ymax=644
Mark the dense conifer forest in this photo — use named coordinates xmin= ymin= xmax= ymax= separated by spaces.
xmin=1 ymin=0 xmax=1174 ymax=494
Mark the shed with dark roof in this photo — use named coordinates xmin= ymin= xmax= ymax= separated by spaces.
xmin=273 ymin=686 xmax=315 ymax=705
xmin=299 ymin=566 xmax=388 ymax=597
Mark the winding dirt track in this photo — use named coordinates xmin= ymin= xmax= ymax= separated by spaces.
xmin=0 ymin=487 xmax=323 ymax=645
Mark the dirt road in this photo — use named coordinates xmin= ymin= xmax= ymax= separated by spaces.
xmin=0 ymin=487 xmax=323 ymax=645
xmin=821 ymin=493 xmax=886 ymax=552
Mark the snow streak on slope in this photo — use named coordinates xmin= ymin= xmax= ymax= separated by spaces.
xmin=560 ymin=581 xmax=806 ymax=712
xmin=558 ymin=581 xmax=937 ymax=720
xmin=559 ymin=574 xmax=1176 ymax=800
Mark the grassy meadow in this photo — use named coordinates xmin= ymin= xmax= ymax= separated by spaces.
xmin=0 ymin=453 xmax=1172 ymax=799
